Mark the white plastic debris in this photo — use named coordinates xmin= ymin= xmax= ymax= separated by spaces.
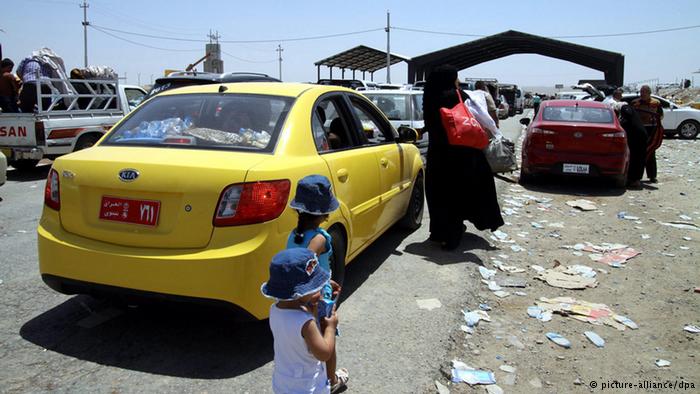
xmin=655 ymin=359 xmax=671 ymax=367
xmin=566 ymin=199 xmax=597 ymax=211
xmin=479 ymin=266 xmax=497 ymax=280
xmin=416 ymin=298 xmax=442 ymax=311
xmin=583 ymin=331 xmax=605 ymax=348
xmin=463 ymin=310 xmax=491 ymax=327
xmin=683 ymin=325 xmax=700 ymax=333
xmin=546 ymin=332 xmax=571 ymax=348
xmin=499 ymin=365 xmax=517 ymax=373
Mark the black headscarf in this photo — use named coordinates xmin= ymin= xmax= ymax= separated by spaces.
xmin=423 ymin=65 xmax=459 ymax=115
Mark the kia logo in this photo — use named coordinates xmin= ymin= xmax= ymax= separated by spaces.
xmin=118 ymin=169 xmax=139 ymax=182
xmin=574 ymin=132 xmax=583 ymax=138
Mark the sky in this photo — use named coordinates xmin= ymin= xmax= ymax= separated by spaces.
xmin=2 ymin=0 xmax=699 ymax=89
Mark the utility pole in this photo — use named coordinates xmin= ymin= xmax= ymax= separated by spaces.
xmin=276 ymin=44 xmax=283 ymax=81
xmin=385 ymin=10 xmax=391 ymax=83
xmin=80 ymin=0 xmax=89 ymax=67
xmin=137 ymin=73 xmax=141 ymax=86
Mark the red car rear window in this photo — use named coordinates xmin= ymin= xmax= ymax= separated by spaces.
xmin=542 ymin=106 xmax=614 ymax=123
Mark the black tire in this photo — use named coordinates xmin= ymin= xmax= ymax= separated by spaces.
xmin=678 ymin=120 xmax=699 ymax=139
xmin=612 ymin=173 xmax=628 ymax=188
xmin=328 ymin=227 xmax=346 ymax=287
xmin=74 ymin=134 xmax=101 ymax=151
xmin=399 ymin=172 xmax=424 ymax=230
xmin=519 ymin=171 xmax=534 ymax=185
xmin=8 ymin=159 xmax=39 ymax=171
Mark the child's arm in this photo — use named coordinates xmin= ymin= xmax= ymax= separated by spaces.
xmin=307 ymin=233 xmax=328 ymax=255
xmin=301 ymin=309 xmax=338 ymax=362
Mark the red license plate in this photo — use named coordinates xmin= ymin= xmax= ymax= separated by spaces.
xmin=99 ymin=196 xmax=161 ymax=226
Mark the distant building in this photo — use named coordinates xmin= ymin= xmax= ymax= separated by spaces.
xmin=204 ymin=42 xmax=223 ymax=73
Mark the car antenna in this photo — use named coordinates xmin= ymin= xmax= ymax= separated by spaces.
xmin=218 ymin=85 xmax=228 ymax=93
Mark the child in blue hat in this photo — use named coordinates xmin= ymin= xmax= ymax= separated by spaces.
xmin=262 ymin=249 xmax=338 ymax=393
xmin=287 ymin=174 xmax=348 ymax=393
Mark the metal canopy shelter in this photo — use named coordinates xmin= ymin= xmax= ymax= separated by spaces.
xmin=408 ymin=30 xmax=625 ymax=87
xmin=314 ymin=45 xmax=410 ymax=81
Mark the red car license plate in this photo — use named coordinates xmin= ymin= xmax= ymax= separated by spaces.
xmin=99 ymin=196 xmax=161 ymax=226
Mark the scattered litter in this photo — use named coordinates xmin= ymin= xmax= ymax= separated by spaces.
xmin=485 ymin=384 xmax=504 ymax=394
xmin=499 ymin=365 xmax=517 ymax=373
xmin=496 ymin=277 xmax=528 ymax=288
xmin=460 ymin=325 xmax=474 ymax=334
xmin=17 ymin=230 xmax=28 ymax=233
xmin=493 ymin=291 xmax=511 ymax=298
xmin=486 ymin=281 xmax=502 ymax=291
xmin=617 ymin=212 xmax=640 ymax=220
xmin=463 ymin=309 xmax=491 ymax=327
xmin=510 ymin=245 xmax=524 ymax=253
xmin=641 ymin=234 xmax=651 ymax=240
xmin=479 ymin=266 xmax=497 ymax=280
xmin=416 ymin=298 xmax=442 ymax=311
xmin=562 ymin=265 xmax=597 ymax=278
xmin=479 ymin=303 xmax=492 ymax=311
xmin=514 ymin=291 xmax=528 ymax=296
xmin=435 ymin=380 xmax=450 ymax=394
xmin=546 ymin=332 xmax=571 ymax=348
xmin=531 ymin=222 xmax=544 ymax=229
xmin=536 ymin=297 xmax=635 ymax=331
xmin=493 ymin=260 xmax=526 ymax=273
xmin=582 ymin=243 xmax=641 ymax=267
xmin=655 ymin=359 xmax=671 ymax=368
xmin=530 ymin=265 xmax=546 ymax=273
xmin=536 ymin=266 xmax=598 ymax=289
xmin=529 ymin=378 xmax=543 ymax=388
xmin=661 ymin=252 xmax=676 ymax=257
xmin=683 ymin=236 xmax=692 ymax=241
xmin=566 ymin=199 xmax=597 ymax=211
xmin=574 ymin=378 xmax=584 ymax=385
xmin=683 ymin=325 xmax=700 ymax=333
xmin=657 ymin=221 xmax=700 ymax=232
xmin=451 ymin=361 xmax=496 ymax=385
xmin=527 ymin=306 xmax=553 ymax=322
xmin=583 ymin=331 xmax=605 ymax=348
xmin=680 ymin=246 xmax=690 ymax=250
xmin=548 ymin=222 xmax=565 ymax=228
xmin=679 ymin=214 xmax=693 ymax=221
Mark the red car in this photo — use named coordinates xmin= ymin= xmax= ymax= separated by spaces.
xmin=520 ymin=100 xmax=629 ymax=187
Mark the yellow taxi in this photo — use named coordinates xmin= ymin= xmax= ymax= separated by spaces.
xmin=38 ymin=83 xmax=424 ymax=319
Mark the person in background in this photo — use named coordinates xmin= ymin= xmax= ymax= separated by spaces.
xmin=261 ymin=248 xmax=338 ymax=394
xmin=16 ymin=57 xmax=52 ymax=112
xmin=631 ymin=85 xmax=664 ymax=183
xmin=0 ymin=58 xmax=20 ymax=113
xmin=422 ymin=65 xmax=504 ymax=250
xmin=532 ymin=94 xmax=542 ymax=117
xmin=475 ymin=81 xmax=498 ymax=128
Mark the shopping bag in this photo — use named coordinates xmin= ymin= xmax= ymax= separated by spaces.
xmin=440 ymin=90 xmax=489 ymax=149
xmin=484 ymin=136 xmax=518 ymax=173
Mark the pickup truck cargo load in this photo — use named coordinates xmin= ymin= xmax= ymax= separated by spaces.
xmin=0 ymin=78 xmax=146 ymax=170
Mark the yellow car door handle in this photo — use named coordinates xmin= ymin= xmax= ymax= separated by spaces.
xmin=336 ymin=168 xmax=349 ymax=182
xmin=379 ymin=158 xmax=389 ymax=167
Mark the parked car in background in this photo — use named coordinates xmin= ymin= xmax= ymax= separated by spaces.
xmin=146 ymin=71 xmax=280 ymax=99
xmin=622 ymin=94 xmax=700 ymax=139
xmin=38 ymin=82 xmax=425 ymax=320
xmin=0 ymin=79 xmax=146 ymax=171
xmin=0 ymin=150 xmax=6 ymax=186
xmin=497 ymin=95 xmax=510 ymax=119
xmin=556 ymin=91 xmax=590 ymax=100
xmin=519 ymin=100 xmax=629 ymax=187
xmin=316 ymin=79 xmax=379 ymax=90
xmin=362 ymin=89 xmax=426 ymax=154
xmin=497 ymin=84 xmax=524 ymax=115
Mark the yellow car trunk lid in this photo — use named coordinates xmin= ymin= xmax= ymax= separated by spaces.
xmin=55 ymin=146 xmax=268 ymax=248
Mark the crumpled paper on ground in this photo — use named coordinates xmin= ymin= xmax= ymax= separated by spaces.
xmin=566 ymin=199 xmax=598 ymax=211
xmin=535 ymin=297 xmax=637 ymax=331
xmin=582 ymin=243 xmax=641 ymax=267
xmin=536 ymin=266 xmax=598 ymax=289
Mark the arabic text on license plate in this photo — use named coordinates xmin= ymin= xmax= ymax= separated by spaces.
xmin=562 ymin=164 xmax=590 ymax=174
xmin=99 ymin=196 xmax=160 ymax=226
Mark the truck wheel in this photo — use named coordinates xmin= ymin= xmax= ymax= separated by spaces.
xmin=678 ymin=120 xmax=699 ymax=139
xmin=74 ymin=134 xmax=101 ymax=151
xmin=9 ymin=159 xmax=39 ymax=171
xmin=399 ymin=172 xmax=424 ymax=231
xmin=328 ymin=227 xmax=347 ymax=287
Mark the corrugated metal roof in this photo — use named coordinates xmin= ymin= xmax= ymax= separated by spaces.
xmin=315 ymin=45 xmax=410 ymax=73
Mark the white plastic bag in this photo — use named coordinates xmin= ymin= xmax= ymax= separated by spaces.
xmin=465 ymin=90 xmax=502 ymax=139
xmin=485 ymin=136 xmax=517 ymax=173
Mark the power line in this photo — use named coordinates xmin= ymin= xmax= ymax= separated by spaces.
xmin=90 ymin=9 xmax=205 ymax=37
xmin=89 ymin=25 xmax=200 ymax=52
xmin=220 ymin=50 xmax=276 ymax=64
xmin=392 ymin=26 xmax=484 ymax=37
xmin=90 ymin=24 xmax=384 ymax=43
xmin=551 ymin=24 xmax=700 ymax=38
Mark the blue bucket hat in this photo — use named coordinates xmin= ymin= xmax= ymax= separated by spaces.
xmin=289 ymin=175 xmax=339 ymax=215
xmin=261 ymin=248 xmax=331 ymax=301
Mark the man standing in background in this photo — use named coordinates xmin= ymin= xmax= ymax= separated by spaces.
xmin=631 ymin=85 xmax=664 ymax=183
xmin=0 ymin=58 xmax=20 ymax=113
xmin=475 ymin=80 xmax=499 ymax=128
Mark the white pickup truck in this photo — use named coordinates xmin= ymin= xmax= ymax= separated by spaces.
xmin=0 ymin=78 xmax=146 ymax=170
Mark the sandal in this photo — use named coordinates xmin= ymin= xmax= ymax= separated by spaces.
xmin=330 ymin=368 xmax=349 ymax=393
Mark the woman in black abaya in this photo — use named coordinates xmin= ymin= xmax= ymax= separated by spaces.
xmin=617 ymin=103 xmax=647 ymax=188
xmin=422 ymin=65 xmax=504 ymax=250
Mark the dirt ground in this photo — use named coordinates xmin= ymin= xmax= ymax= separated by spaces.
xmin=434 ymin=128 xmax=700 ymax=393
